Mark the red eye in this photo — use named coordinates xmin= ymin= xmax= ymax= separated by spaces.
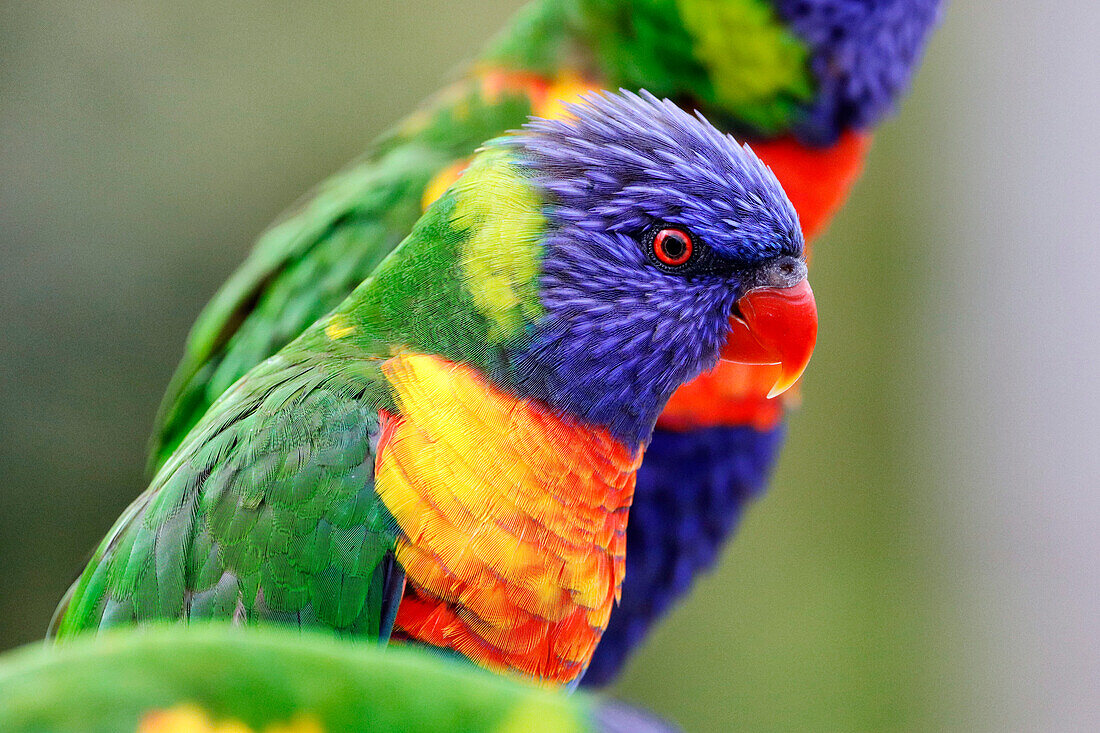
xmin=652 ymin=227 xmax=694 ymax=266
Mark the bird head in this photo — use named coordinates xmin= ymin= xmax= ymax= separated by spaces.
xmin=357 ymin=91 xmax=817 ymax=448
xmin=488 ymin=90 xmax=818 ymax=446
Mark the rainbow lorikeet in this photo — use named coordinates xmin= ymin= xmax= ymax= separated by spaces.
xmin=52 ymin=92 xmax=818 ymax=688
xmin=142 ymin=0 xmax=942 ymax=686
xmin=1 ymin=627 xmax=673 ymax=733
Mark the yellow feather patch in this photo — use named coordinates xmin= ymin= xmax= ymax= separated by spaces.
xmin=534 ymin=73 xmax=595 ymax=120
xmin=420 ymin=158 xmax=470 ymax=212
xmin=376 ymin=354 xmax=640 ymax=684
xmin=494 ymin=698 xmax=586 ymax=733
xmin=323 ymin=314 xmax=356 ymax=340
xmin=137 ymin=704 xmax=323 ymax=733
xmin=450 ymin=149 xmax=545 ymax=343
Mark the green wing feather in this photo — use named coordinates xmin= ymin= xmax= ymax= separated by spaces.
xmin=56 ymin=143 xmax=546 ymax=646
xmin=57 ymin=334 xmax=401 ymax=641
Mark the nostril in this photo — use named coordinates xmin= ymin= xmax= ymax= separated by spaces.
xmin=768 ymin=257 xmax=805 ymax=288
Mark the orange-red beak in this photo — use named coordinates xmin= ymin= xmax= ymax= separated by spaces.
xmin=721 ymin=278 xmax=818 ymax=398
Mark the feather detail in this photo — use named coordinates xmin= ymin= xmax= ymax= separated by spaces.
xmin=376 ymin=354 xmax=639 ymax=685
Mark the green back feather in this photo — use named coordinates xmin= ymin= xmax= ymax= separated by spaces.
xmin=674 ymin=0 xmax=813 ymax=131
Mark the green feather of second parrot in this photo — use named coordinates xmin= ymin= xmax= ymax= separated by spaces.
xmin=675 ymin=0 xmax=814 ymax=132
xmin=148 ymin=82 xmax=538 ymax=471
xmin=483 ymin=0 xmax=815 ymax=134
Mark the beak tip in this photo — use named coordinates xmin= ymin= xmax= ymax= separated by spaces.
xmin=766 ymin=371 xmax=802 ymax=399
xmin=724 ymin=277 xmax=817 ymax=400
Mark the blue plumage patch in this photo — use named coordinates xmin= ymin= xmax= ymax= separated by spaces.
xmin=775 ymin=0 xmax=945 ymax=144
xmin=517 ymin=90 xmax=802 ymax=264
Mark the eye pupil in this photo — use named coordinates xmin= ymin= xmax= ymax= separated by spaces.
xmin=653 ymin=227 xmax=693 ymax=266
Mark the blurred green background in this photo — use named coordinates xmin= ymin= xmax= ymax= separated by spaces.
xmin=3 ymin=2 xmax=1097 ymax=730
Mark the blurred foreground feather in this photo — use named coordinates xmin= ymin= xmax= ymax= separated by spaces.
xmin=0 ymin=626 xmax=677 ymax=733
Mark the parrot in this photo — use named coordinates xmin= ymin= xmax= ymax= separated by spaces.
xmin=0 ymin=626 xmax=675 ymax=733
xmin=141 ymin=0 xmax=943 ymax=686
xmin=51 ymin=91 xmax=819 ymax=689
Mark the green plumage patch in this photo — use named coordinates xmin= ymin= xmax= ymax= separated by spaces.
xmin=54 ymin=140 xmax=552 ymax=643
xmin=483 ymin=0 xmax=815 ymax=136
xmin=54 ymin=345 xmax=399 ymax=641
xmin=675 ymin=0 xmax=814 ymax=132
xmin=337 ymin=147 xmax=546 ymax=375
xmin=1 ymin=627 xmax=597 ymax=733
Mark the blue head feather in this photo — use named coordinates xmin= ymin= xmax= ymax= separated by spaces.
xmin=774 ymin=0 xmax=945 ymax=144
xmin=500 ymin=90 xmax=803 ymax=447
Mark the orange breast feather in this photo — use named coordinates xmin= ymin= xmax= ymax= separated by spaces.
xmin=375 ymin=354 xmax=640 ymax=685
